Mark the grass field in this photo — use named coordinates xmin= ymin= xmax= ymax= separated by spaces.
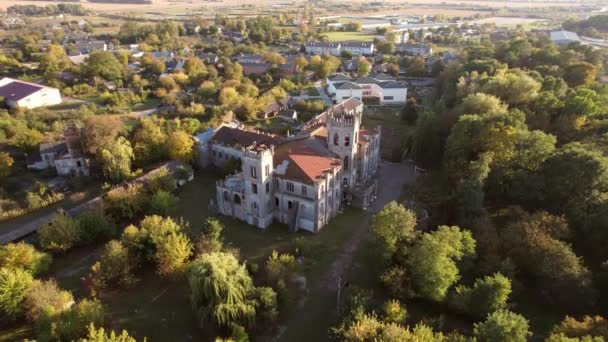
xmin=322 ymin=31 xmax=376 ymax=42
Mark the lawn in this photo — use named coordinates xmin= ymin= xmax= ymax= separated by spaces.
xmin=363 ymin=106 xmax=416 ymax=162
xmin=322 ymin=31 xmax=376 ymax=42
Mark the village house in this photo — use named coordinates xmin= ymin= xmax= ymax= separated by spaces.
xmin=305 ymin=41 xmax=374 ymax=56
xmin=72 ymin=40 xmax=107 ymax=54
xmin=0 ymin=77 xmax=62 ymax=109
xmin=305 ymin=42 xmax=342 ymax=56
xmin=27 ymin=124 xmax=90 ymax=177
xmin=396 ymin=43 xmax=433 ymax=57
xmin=203 ymin=98 xmax=381 ymax=232
xmin=326 ymin=73 xmax=408 ymax=105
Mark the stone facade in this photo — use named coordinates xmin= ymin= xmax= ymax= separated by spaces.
xmin=209 ymin=98 xmax=381 ymax=233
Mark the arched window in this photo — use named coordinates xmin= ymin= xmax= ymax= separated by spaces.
xmin=343 ymin=156 xmax=349 ymax=170
xmin=333 ymin=133 xmax=339 ymax=146
xmin=344 ymin=133 xmax=350 ymax=146
xmin=233 ymin=194 xmax=241 ymax=205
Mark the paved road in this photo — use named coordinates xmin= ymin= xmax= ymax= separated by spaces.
xmin=315 ymin=82 xmax=333 ymax=106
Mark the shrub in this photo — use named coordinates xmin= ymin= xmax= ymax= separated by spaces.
xmin=0 ymin=267 xmax=34 ymax=320
xmin=103 ymin=184 xmax=145 ymax=222
xmin=474 ymin=309 xmax=530 ymax=342
xmin=81 ymin=323 xmax=137 ymax=342
xmin=36 ymin=299 xmax=104 ymax=342
xmin=24 ymin=280 xmax=74 ymax=322
xmin=265 ymin=250 xmax=296 ymax=286
xmin=90 ymin=240 xmax=138 ymax=291
xmin=146 ymin=190 xmax=178 ymax=216
xmin=155 ymin=232 xmax=193 ymax=276
xmin=38 ymin=212 xmax=81 ymax=253
xmin=78 ymin=208 xmax=117 ymax=245
xmin=196 ymin=218 xmax=224 ymax=254
xmin=0 ymin=242 xmax=52 ymax=275
xmin=382 ymin=299 xmax=407 ymax=324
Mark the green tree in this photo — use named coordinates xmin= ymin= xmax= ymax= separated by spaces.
xmin=184 ymin=57 xmax=206 ymax=77
xmin=12 ymin=128 xmax=44 ymax=152
xmin=155 ymin=232 xmax=193 ymax=276
xmin=197 ymin=218 xmax=224 ymax=254
xmin=38 ymin=213 xmax=81 ymax=253
xmin=0 ymin=242 xmax=52 ymax=276
xmin=474 ymin=310 xmax=530 ymax=342
xmin=539 ymin=143 xmax=608 ymax=212
xmin=0 ymin=152 xmax=13 ymax=178
xmin=451 ymin=273 xmax=512 ymax=318
xmin=90 ymin=240 xmax=138 ymax=291
xmin=132 ymin=118 xmax=167 ymax=166
xmin=78 ymin=208 xmax=117 ymax=245
xmin=166 ymin=131 xmax=195 ymax=162
xmin=81 ymin=51 xmax=124 ymax=81
xmin=100 ymin=136 xmax=134 ymax=182
xmin=224 ymin=62 xmax=243 ymax=81
xmin=358 ymin=57 xmax=371 ymax=77
xmin=189 ymin=252 xmax=263 ymax=328
xmin=0 ymin=267 xmax=33 ymax=320
xmin=406 ymin=57 xmax=427 ymax=77
xmin=80 ymin=324 xmax=137 ymax=342
xmin=370 ymin=202 xmax=417 ymax=261
xmin=39 ymin=44 xmax=71 ymax=74
xmin=147 ymin=190 xmax=178 ymax=216
xmin=550 ymin=315 xmax=608 ymax=340
xmin=563 ymin=62 xmax=597 ymax=87
xmin=406 ymin=226 xmax=476 ymax=302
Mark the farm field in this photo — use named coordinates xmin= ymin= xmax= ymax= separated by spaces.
xmin=323 ymin=31 xmax=376 ymax=42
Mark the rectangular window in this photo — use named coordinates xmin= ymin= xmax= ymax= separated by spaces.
xmin=274 ymin=178 xmax=279 ymax=190
xmin=383 ymin=96 xmax=394 ymax=100
xmin=250 ymin=166 xmax=257 ymax=178
xmin=275 ymin=197 xmax=279 ymax=207
xmin=287 ymin=182 xmax=295 ymax=192
xmin=265 ymin=165 xmax=270 ymax=177
xmin=266 ymin=182 xmax=270 ymax=193
xmin=301 ymin=185 xmax=307 ymax=196
xmin=252 ymin=183 xmax=258 ymax=194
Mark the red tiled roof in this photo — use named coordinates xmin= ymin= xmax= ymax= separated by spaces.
xmin=274 ymin=139 xmax=340 ymax=184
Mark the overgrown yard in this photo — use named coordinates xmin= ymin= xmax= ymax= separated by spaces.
xmin=10 ymin=170 xmax=369 ymax=341
xmin=363 ymin=106 xmax=416 ymax=162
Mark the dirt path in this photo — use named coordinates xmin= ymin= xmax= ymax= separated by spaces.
xmin=278 ymin=160 xmax=417 ymax=341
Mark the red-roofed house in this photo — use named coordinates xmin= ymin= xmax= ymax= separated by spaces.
xmin=0 ymin=77 xmax=62 ymax=109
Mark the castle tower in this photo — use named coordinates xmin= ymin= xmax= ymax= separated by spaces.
xmin=326 ymin=103 xmax=362 ymax=190
xmin=242 ymin=143 xmax=275 ymax=229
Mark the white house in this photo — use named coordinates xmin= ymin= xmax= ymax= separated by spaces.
xmin=396 ymin=43 xmax=432 ymax=57
xmin=326 ymin=74 xmax=407 ymax=105
xmin=0 ymin=78 xmax=62 ymax=109
xmin=305 ymin=42 xmax=342 ymax=56
xmin=341 ymin=41 xmax=374 ymax=55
